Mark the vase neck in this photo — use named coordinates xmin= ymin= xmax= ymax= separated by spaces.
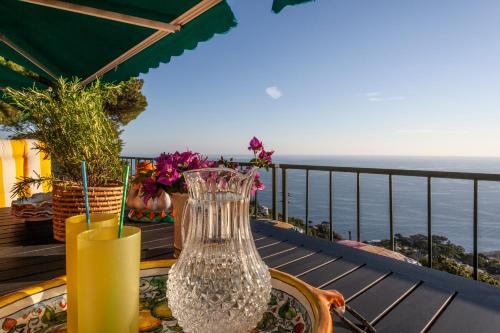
xmin=183 ymin=167 xmax=257 ymax=201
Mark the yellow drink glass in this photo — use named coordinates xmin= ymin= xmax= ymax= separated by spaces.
xmin=77 ymin=226 xmax=141 ymax=333
xmin=65 ymin=213 xmax=118 ymax=333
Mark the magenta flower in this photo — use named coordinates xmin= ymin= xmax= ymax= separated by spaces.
xmin=248 ymin=136 xmax=263 ymax=152
xmin=142 ymin=177 xmax=158 ymax=204
xmin=157 ymin=169 xmax=180 ymax=187
xmin=178 ymin=150 xmax=197 ymax=166
xmin=258 ymin=149 xmax=274 ymax=164
xmin=251 ymin=174 xmax=266 ymax=196
xmin=155 ymin=153 xmax=177 ymax=172
xmin=131 ymin=139 xmax=274 ymax=196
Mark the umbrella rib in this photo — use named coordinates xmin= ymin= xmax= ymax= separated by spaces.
xmin=21 ymin=0 xmax=181 ymax=33
xmin=81 ymin=0 xmax=223 ymax=85
xmin=0 ymin=34 xmax=58 ymax=80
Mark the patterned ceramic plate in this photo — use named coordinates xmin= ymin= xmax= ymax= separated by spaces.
xmin=0 ymin=260 xmax=342 ymax=333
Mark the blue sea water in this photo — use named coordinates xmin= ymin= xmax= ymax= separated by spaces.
xmin=250 ymin=156 xmax=500 ymax=253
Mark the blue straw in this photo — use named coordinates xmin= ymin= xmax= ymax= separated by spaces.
xmin=81 ymin=160 xmax=90 ymax=229
xmin=118 ymin=164 xmax=130 ymax=238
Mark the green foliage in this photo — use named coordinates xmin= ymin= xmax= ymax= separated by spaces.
xmin=0 ymin=55 xmax=53 ymax=87
xmin=419 ymin=255 xmax=500 ymax=286
xmin=376 ymin=234 xmax=500 ymax=287
xmin=3 ymin=77 xmax=123 ymax=190
xmin=103 ymin=78 xmax=147 ymax=126
xmin=0 ymin=99 xmax=22 ymax=126
xmin=0 ymin=58 xmax=147 ymax=131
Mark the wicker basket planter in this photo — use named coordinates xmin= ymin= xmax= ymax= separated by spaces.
xmin=52 ymin=182 xmax=123 ymax=242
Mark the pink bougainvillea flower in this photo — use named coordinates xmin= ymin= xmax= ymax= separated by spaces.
xmin=142 ymin=177 xmax=158 ymax=204
xmin=248 ymin=136 xmax=263 ymax=152
xmin=157 ymin=169 xmax=180 ymax=187
xmin=155 ymin=153 xmax=176 ymax=172
xmin=251 ymin=171 xmax=266 ymax=196
xmin=251 ymin=182 xmax=266 ymax=196
xmin=258 ymin=149 xmax=274 ymax=164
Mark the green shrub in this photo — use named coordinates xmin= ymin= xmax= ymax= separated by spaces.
xmin=4 ymin=78 xmax=124 ymax=194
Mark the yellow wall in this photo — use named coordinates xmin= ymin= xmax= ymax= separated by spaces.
xmin=0 ymin=139 xmax=51 ymax=207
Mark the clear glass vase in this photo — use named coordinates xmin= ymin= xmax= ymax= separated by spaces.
xmin=166 ymin=167 xmax=272 ymax=333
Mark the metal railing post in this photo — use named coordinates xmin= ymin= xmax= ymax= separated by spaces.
xmin=356 ymin=172 xmax=361 ymax=242
xmin=134 ymin=158 xmax=139 ymax=176
xmin=427 ymin=177 xmax=433 ymax=268
xmin=282 ymin=168 xmax=288 ymax=223
xmin=473 ymin=179 xmax=479 ymax=280
xmin=305 ymin=169 xmax=310 ymax=235
xmin=272 ymin=165 xmax=278 ymax=220
xmin=329 ymin=171 xmax=333 ymax=241
xmin=389 ymin=174 xmax=394 ymax=251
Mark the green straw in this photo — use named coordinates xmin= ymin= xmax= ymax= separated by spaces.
xmin=81 ymin=160 xmax=90 ymax=229
xmin=118 ymin=164 xmax=130 ymax=238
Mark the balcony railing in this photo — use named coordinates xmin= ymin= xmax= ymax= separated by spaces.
xmin=121 ymin=155 xmax=500 ymax=280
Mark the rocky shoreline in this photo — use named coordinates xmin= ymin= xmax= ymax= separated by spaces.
xmin=258 ymin=207 xmax=500 ymax=287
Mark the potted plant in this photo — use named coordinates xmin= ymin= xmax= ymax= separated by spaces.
xmin=3 ymin=77 xmax=147 ymax=241
xmin=131 ymin=137 xmax=274 ymax=257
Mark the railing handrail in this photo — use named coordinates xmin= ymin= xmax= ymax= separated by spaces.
xmin=121 ymin=156 xmax=500 ymax=181
xmin=245 ymin=162 xmax=500 ymax=181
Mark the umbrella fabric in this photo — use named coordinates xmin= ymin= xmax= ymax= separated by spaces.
xmin=0 ymin=0 xmax=236 ymax=86
xmin=0 ymin=43 xmax=51 ymax=89
xmin=272 ymin=0 xmax=315 ymax=13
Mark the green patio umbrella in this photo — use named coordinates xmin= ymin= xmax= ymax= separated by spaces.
xmin=0 ymin=0 xmax=236 ymax=87
xmin=272 ymin=0 xmax=315 ymax=13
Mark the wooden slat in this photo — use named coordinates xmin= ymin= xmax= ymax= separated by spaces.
xmin=263 ymin=247 xmax=316 ymax=268
xmin=429 ymin=294 xmax=500 ymax=333
xmin=0 ymin=244 xmax=64 ymax=257
xmin=346 ymin=273 xmax=420 ymax=323
xmin=0 ymin=255 xmax=64 ymax=273
xmin=322 ymin=265 xmax=389 ymax=300
xmin=277 ymin=252 xmax=339 ymax=277
xmin=0 ymin=267 xmax=66 ymax=295
xmin=0 ymin=257 xmax=65 ymax=281
xmin=374 ymin=282 xmax=455 ymax=332
xmin=254 ymin=237 xmax=281 ymax=248
xmin=258 ymin=241 xmax=296 ymax=258
xmin=299 ymin=258 xmax=363 ymax=288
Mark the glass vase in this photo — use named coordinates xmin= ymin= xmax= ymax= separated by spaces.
xmin=166 ymin=167 xmax=272 ymax=333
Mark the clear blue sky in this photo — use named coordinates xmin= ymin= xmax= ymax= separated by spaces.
xmin=122 ymin=0 xmax=500 ymax=157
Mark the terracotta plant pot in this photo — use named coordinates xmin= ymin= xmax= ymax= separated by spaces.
xmin=52 ymin=182 xmax=123 ymax=242
xmin=170 ymin=192 xmax=189 ymax=258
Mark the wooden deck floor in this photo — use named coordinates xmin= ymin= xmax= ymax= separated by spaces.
xmin=1 ymin=208 xmax=500 ymax=332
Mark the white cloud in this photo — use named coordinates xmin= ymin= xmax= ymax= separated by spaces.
xmin=265 ymin=86 xmax=282 ymax=99
xmin=397 ymin=129 xmax=471 ymax=134
xmin=359 ymin=91 xmax=406 ymax=102
xmin=368 ymin=96 xmax=406 ymax=102
xmin=396 ymin=129 xmax=435 ymax=134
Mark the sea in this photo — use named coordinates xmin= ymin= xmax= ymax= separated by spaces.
xmin=241 ymin=155 xmax=500 ymax=253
